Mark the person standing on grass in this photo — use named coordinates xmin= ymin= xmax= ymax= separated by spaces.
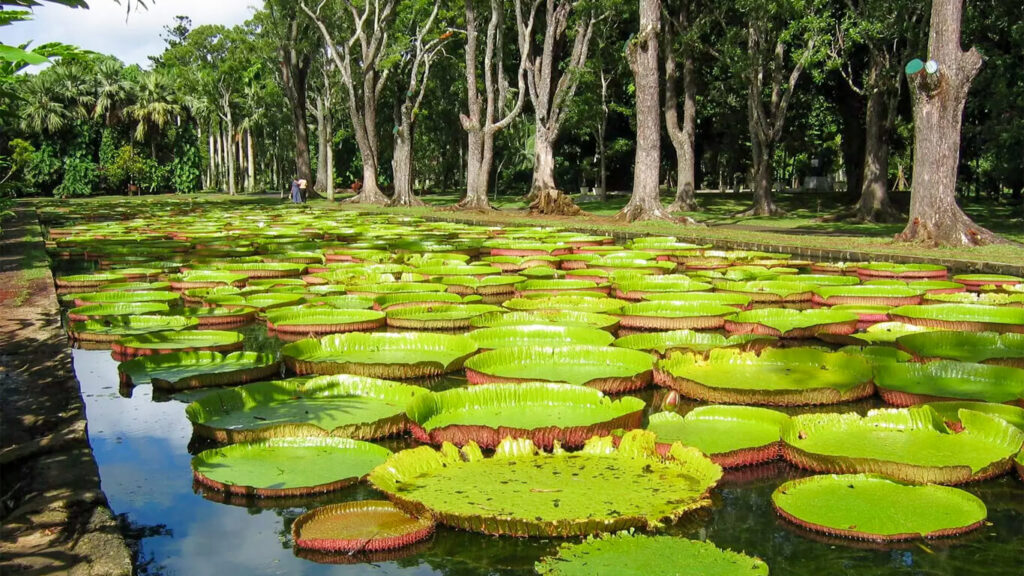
xmin=289 ymin=179 xmax=307 ymax=204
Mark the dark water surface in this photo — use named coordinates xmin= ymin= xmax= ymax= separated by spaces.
xmin=73 ymin=322 xmax=1024 ymax=576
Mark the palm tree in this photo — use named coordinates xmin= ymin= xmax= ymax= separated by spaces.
xmin=19 ymin=74 xmax=69 ymax=134
xmin=92 ymin=58 xmax=136 ymax=125
xmin=124 ymin=71 xmax=180 ymax=159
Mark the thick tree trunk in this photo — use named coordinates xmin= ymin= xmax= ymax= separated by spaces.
xmin=529 ymin=125 xmax=580 ymax=215
xmin=665 ymin=45 xmax=698 ymax=213
xmin=850 ymin=87 xmax=901 ymax=222
xmin=325 ymin=113 xmax=334 ymax=201
xmin=390 ymin=117 xmax=423 ymax=206
xmin=896 ymin=0 xmax=1003 ymax=245
xmin=279 ymin=19 xmax=313 ymax=186
xmin=748 ymin=145 xmax=781 ymax=215
xmin=836 ymin=74 xmax=865 ymax=201
xmin=617 ymin=0 xmax=670 ymax=222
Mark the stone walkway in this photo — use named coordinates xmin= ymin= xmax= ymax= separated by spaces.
xmin=0 ymin=207 xmax=131 ymax=575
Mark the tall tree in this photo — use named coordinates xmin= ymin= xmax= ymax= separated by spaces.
xmin=896 ymin=0 xmax=1004 ymax=245
xmin=617 ymin=0 xmax=668 ymax=221
xmin=524 ymin=0 xmax=597 ymax=215
xmin=829 ymin=0 xmax=924 ymax=222
xmin=390 ymin=0 xmax=449 ymax=207
xmin=264 ymin=0 xmax=317 ymax=190
xmin=302 ymin=0 xmax=396 ymax=205
xmin=662 ymin=0 xmax=698 ymax=213
xmin=455 ymin=0 xmax=532 ymax=210
xmin=124 ymin=71 xmax=179 ymax=159
xmin=737 ymin=0 xmax=825 ymax=216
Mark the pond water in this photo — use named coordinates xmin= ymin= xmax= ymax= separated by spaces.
xmin=72 ymin=323 xmax=1024 ymax=576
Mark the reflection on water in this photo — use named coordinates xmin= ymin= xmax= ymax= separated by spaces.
xmin=74 ymin=324 xmax=1024 ymax=576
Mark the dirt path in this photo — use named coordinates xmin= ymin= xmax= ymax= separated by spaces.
xmin=0 ymin=205 xmax=131 ymax=575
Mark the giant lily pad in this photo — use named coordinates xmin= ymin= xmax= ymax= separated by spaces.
xmin=874 ymin=361 xmax=1024 ymax=406
xmin=641 ymin=291 xmax=752 ymax=307
xmin=111 ymin=330 xmax=244 ymax=361
xmin=168 ymin=271 xmax=248 ymax=289
xmin=345 ymin=282 xmax=448 ymax=296
xmin=856 ymin=262 xmax=948 ymax=280
xmin=204 ymin=292 xmax=305 ymax=311
xmin=725 ymin=308 xmax=859 ymax=338
xmin=612 ymin=277 xmax=712 ymax=300
xmin=118 ymin=351 xmax=280 ymax=390
xmin=67 ymin=290 xmax=181 ymax=308
xmin=644 ymin=406 xmax=789 ymax=467
xmin=843 ymin=321 xmax=939 ymax=345
xmin=374 ymin=291 xmax=476 ymax=310
xmin=889 ymin=304 xmax=1024 ymax=333
xmin=715 ymin=281 xmax=815 ymax=303
xmin=612 ymin=330 xmax=775 ymax=356
xmin=468 ymin=324 xmax=614 ymax=350
xmin=440 ymin=275 xmax=525 ymax=295
xmin=922 ymin=402 xmax=1024 ymax=432
xmin=896 ymin=331 xmax=1024 ymax=366
xmin=67 ymin=302 xmax=170 ymax=321
xmin=516 ymin=279 xmax=608 ymax=296
xmin=68 ymin=315 xmax=199 ymax=343
xmin=773 ymin=474 xmax=986 ymax=542
xmin=181 ymin=306 xmax=258 ymax=326
xmin=464 ymin=345 xmax=654 ymax=394
xmin=812 ymin=285 xmax=924 ymax=307
xmin=281 ymin=332 xmax=478 ymax=378
xmin=952 ymin=274 xmax=1022 ymax=290
xmin=192 ymin=437 xmax=391 ymax=497
xmin=265 ymin=308 xmax=386 ymax=334
xmin=385 ymin=304 xmax=504 ymax=330
xmin=503 ymin=295 xmax=627 ymax=314
xmin=470 ymin=310 xmax=620 ymax=331
xmin=655 ymin=348 xmax=874 ymax=406
xmin=55 ymin=272 xmax=127 ymax=289
xmin=781 ymin=407 xmax=1024 ymax=484
xmin=291 ymin=501 xmax=435 ymax=554
xmin=616 ymin=302 xmax=738 ymax=331
xmin=367 ymin=431 xmax=722 ymax=537
xmin=535 ymin=532 xmax=769 ymax=576
xmin=185 ymin=375 xmax=427 ymax=443
xmin=407 ymin=383 xmax=644 ymax=449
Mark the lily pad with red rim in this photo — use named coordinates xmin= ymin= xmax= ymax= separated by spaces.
xmin=644 ymin=406 xmax=789 ymax=467
xmin=280 ymin=332 xmax=478 ymax=378
xmin=724 ymin=308 xmax=859 ymax=338
xmin=464 ymin=345 xmax=655 ymax=393
xmin=291 ymin=501 xmax=434 ymax=553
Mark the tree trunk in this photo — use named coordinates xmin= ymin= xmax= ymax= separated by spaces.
xmin=664 ymin=34 xmax=698 ymax=213
xmin=279 ymin=19 xmax=313 ymax=186
xmin=850 ymin=86 xmax=901 ymax=222
xmin=325 ymin=112 xmax=334 ymax=201
xmin=896 ymin=0 xmax=1003 ymax=245
xmin=390 ymin=115 xmax=424 ymax=206
xmin=205 ymin=126 xmax=213 ymax=190
xmin=460 ymin=129 xmax=492 ymax=210
xmin=529 ymin=124 xmax=580 ymax=215
xmin=617 ymin=0 xmax=670 ymax=222
xmin=836 ymin=77 xmax=866 ymax=201
xmin=246 ymin=129 xmax=255 ymax=194
xmin=749 ymin=143 xmax=780 ymax=215
xmin=314 ymin=96 xmax=329 ymax=195
xmin=225 ymin=114 xmax=236 ymax=196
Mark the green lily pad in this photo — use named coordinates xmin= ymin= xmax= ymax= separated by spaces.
xmin=616 ymin=301 xmax=738 ymax=330
xmin=725 ymin=308 xmax=859 ymax=338
xmin=468 ymin=324 xmax=615 ymax=349
xmin=812 ymin=285 xmax=924 ymax=306
xmin=924 ymin=291 xmax=1024 ymax=306
xmin=613 ymin=277 xmax=713 ymax=299
xmin=890 ymin=304 xmax=1024 ymax=333
xmin=535 ymin=532 xmax=769 ymax=576
xmin=874 ymin=360 xmax=1024 ymax=405
xmin=846 ymin=321 xmax=939 ymax=344
xmin=205 ymin=292 xmax=305 ymax=310
xmin=857 ymin=263 xmax=948 ymax=278
xmin=896 ymin=331 xmax=1024 ymax=365
xmin=55 ymin=272 xmax=127 ymax=288
xmin=374 ymin=291 xmax=476 ymax=310
xmin=385 ymin=304 xmax=504 ymax=330
xmin=646 ymin=406 xmax=789 ymax=467
xmin=346 ymin=282 xmax=448 ymax=296
xmin=715 ymin=280 xmax=816 ymax=302
xmin=280 ymin=332 xmax=478 ymax=378
xmin=192 ymin=437 xmax=391 ymax=497
xmin=407 ymin=383 xmax=645 ymax=448
xmin=613 ymin=330 xmax=774 ymax=356
xmin=922 ymin=402 xmax=1024 ymax=431
xmin=68 ymin=315 xmax=199 ymax=342
xmin=367 ymin=431 xmax=722 ymax=537
xmin=640 ymin=291 xmax=752 ymax=307
xmin=655 ymin=348 xmax=874 ymax=406
xmin=185 ymin=375 xmax=427 ymax=443
xmin=66 ymin=290 xmax=181 ymax=307
xmin=782 ymin=407 xmax=1024 ymax=484
xmin=503 ymin=295 xmax=627 ymax=314
xmin=264 ymin=308 xmax=386 ymax=333
xmin=111 ymin=330 xmax=244 ymax=360
xmin=118 ymin=350 xmax=280 ymax=390
xmin=68 ymin=302 xmax=171 ymax=320
xmin=773 ymin=474 xmax=986 ymax=541
xmin=470 ymin=310 xmax=620 ymax=331
xmin=465 ymin=345 xmax=654 ymax=393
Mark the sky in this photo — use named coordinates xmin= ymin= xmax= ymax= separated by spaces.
xmin=6 ymin=0 xmax=262 ymax=67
